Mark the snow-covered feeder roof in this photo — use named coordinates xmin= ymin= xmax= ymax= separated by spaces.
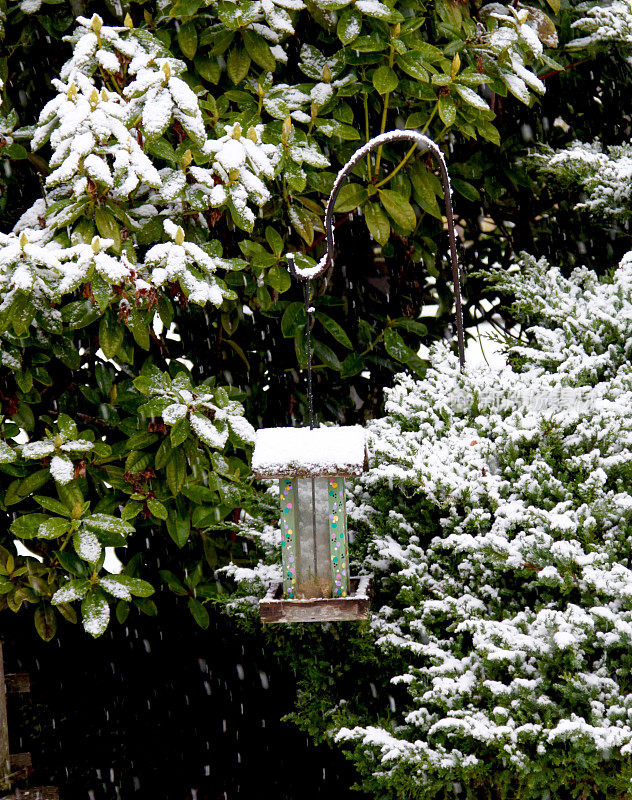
xmin=252 ymin=425 xmax=367 ymax=479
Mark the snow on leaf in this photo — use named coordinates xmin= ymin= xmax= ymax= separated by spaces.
xmin=83 ymin=513 xmax=134 ymax=536
xmin=16 ymin=439 xmax=48 ymax=462
xmin=51 ymin=579 xmax=90 ymax=604
xmin=81 ymin=590 xmax=110 ymax=637
xmin=60 ymin=439 xmax=95 ymax=453
xmin=73 ymin=528 xmax=102 ymax=562
xmin=37 ymin=517 xmax=71 ymax=540
xmin=0 ymin=441 xmax=16 ymax=464
xmin=162 ymin=403 xmax=189 ymax=425
xmin=50 ymin=454 xmax=75 ymax=485
xmin=190 ymin=412 xmax=229 ymax=449
xmin=100 ymin=576 xmax=132 ymax=601
xmin=228 ymin=414 xmax=256 ymax=445
xmin=145 ymin=221 xmax=238 ymax=307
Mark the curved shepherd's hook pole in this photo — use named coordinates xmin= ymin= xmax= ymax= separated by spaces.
xmin=287 ymin=130 xmax=466 ymax=370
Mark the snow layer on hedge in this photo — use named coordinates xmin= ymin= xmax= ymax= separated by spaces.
xmin=570 ymin=0 xmax=632 ymax=47
xmin=329 ymin=251 xmax=632 ymax=794
xmin=536 ymin=140 xmax=632 ymax=218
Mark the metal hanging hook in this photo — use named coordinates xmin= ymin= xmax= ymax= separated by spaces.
xmin=287 ymin=130 xmax=466 ymax=369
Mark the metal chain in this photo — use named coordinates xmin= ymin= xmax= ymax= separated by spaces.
xmin=303 ymin=279 xmax=315 ymax=431
xmin=303 ymin=279 xmax=318 ymax=581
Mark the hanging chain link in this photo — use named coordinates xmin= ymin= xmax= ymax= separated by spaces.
xmin=303 ymin=279 xmax=315 ymax=431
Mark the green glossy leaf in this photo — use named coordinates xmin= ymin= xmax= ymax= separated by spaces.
xmin=166 ymin=508 xmax=191 ymax=548
xmin=364 ymin=201 xmax=390 ymax=245
xmin=333 ymin=183 xmax=367 ymax=213
xmin=155 ymin=438 xmax=174 ymax=470
xmin=313 ymin=339 xmax=341 ymax=370
xmin=451 ymin=177 xmax=481 ymax=202
xmin=166 ymin=447 xmax=187 ymax=496
xmin=116 ymin=601 xmax=129 ymax=624
xmin=8 ymin=469 xmax=51 ymax=506
xmin=379 ymin=189 xmax=417 ymax=233
xmin=227 ymin=47 xmax=251 ymax=84
xmin=373 ymin=65 xmax=398 ymax=94
xmin=194 ymin=55 xmax=220 ymax=84
xmin=34 ymin=605 xmax=57 ymax=641
xmin=337 ymin=8 xmax=362 ymax=44
xmin=266 ymin=265 xmax=292 ymax=293
xmin=51 ymin=578 xmax=90 ymax=604
xmin=170 ymin=416 xmax=191 ymax=447
xmin=455 ymin=84 xmax=489 ymax=111
xmin=0 ymin=441 xmax=16 ymax=465
xmin=384 ymin=327 xmax=410 ymax=361
xmin=313 ymin=119 xmax=361 ymax=140
xmin=135 ymin=597 xmax=158 ymax=616
xmin=110 ymin=574 xmax=154 ymax=597
xmin=289 ymin=205 xmax=314 ymax=245
xmin=391 ymin=318 xmax=428 ymax=336
xmin=147 ymin=498 xmax=168 ymax=520
xmin=94 ymin=208 xmax=121 ymax=253
xmin=281 ymin=302 xmax=306 ymax=338
xmin=61 ymin=300 xmax=99 ymax=331
xmin=438 ymin=94 xmax=457 ymax=126
xmin=170 ymin=0 xmax=203 ymax=17
xmin=160 ymin=569 xmax=188 ymax=595
xmin=188 ymin=596 xmax=210 ymax=629
xmin=83 ymin=514 xmax=134 ymax=537
xmin=243 ymin=29 xmax=276 ymax=71
xmin=396 ymin=52 xmax=430 ymax=82
xmin=33 ymin=495 xmax=71 ymax=517
xmin=340 ymin=352 xmax=365 ymax=378
xmin=317 ymin=313 xmax=352 ymax=349
xmin=477 ymin=120 xmax=501 ymax=146
xmin=177 ymin=21 xmax=198 ymax=59
xmin=10 ymin=513 xmax=50 ymax=540
xmin=127 ymin=309 xmax=150 ymax=351
xmin=121 ymin=501 xmax=143 ymax=521
xmin=99 ymin=313 xmax=124 ymax=361
xmin=265 ymin=226 xmax=284 ymax=257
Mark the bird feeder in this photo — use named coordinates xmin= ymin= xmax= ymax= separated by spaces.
xmin=253 ymin=130 xmax=465 ymax=623
xmin=253 ymin=426 xmax=372 ymax=623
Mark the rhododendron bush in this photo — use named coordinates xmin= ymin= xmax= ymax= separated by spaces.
xmin=0 ymin=0 xmax=565 ymax=640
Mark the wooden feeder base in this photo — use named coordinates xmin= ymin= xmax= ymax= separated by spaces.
xmin=260 ymin=575 xmax=373 ymax=624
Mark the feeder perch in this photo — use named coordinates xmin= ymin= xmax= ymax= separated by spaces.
xmin=252 ymin=426 xmax=373 ymax=623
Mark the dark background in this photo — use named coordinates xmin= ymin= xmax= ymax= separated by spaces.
xmin=2 ymin=609 xmax=366 ymax=799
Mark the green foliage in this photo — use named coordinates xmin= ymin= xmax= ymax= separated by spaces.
xmin=0 ymin=0 xmax=566 ymax=643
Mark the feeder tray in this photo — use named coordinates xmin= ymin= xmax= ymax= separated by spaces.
xmin=260 ymin=575 xmax=373 ymax=624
